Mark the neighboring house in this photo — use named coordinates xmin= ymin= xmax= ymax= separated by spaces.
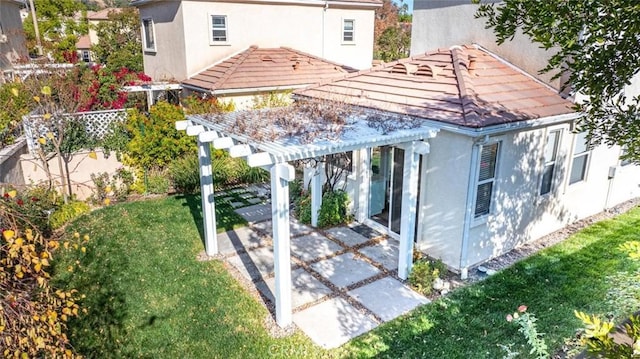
xmin=131 ymin=0 xmax=380 ymax=82
xmin=75 ymin=8 xmax=124 ymax=63
xmin=181 ymin=45 xmax=357 ymax=109
xmin=0 ymin=0 xmax=28 ymax=81
xmin=293 ymin=44 xmax=640 ymax=276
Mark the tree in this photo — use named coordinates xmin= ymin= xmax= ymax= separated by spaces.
xmin=476 ymin=0 xmax=640 ymax=164
xmin=23 ymin=0 xmax=88 ymax=60
xmin=92 ymin=7 xmax=144 ymax=73
xmin=374 ymin=0 xmax=411 ymax=62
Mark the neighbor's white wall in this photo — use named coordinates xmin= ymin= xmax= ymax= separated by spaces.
xmin=141 ymin=1 xmax=374 ymax=81
xmin=138 ymin=1 xmax=187 ymax=81
xmin=411 ymin=0 xmax=561 ymax=89
xmin=0 ymin=0 xmax=28 ymax=70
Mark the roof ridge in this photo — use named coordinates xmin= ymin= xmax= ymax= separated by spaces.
xmin=213 ymin=45 xmax=259 ymax=89
xmin=279 ymin=47 xmax=357 ymax=72
xmin=450 ymin=46 xmax=482 ymax=126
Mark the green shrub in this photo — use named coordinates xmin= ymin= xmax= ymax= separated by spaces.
xmin=89 ymin=172 xmax=110 ymax=205
xmin=0 ymin=82 xmax=34 ymax=147
xmin=408 ymin=259 xmax=447 ymax=295
xmin=124 ymin=102 xmax=196 ymax=170
xmin=317 ymin=189 xmax=350 ymax=227
xmin=182 ymin=94 xmax=235 ymax=114
xmin=1 ymin=186 xmax=61 ymax=236
xmin=146 ymin=170 xmax=171 ymax=194
xmin=239 ymin=161 xmax=269 ymax=184
xmin=295 ymin=191 xmax=312 ymax=224
xmin=211 ymin=150 xmax=243 ymax=188
xmin=50 ymin=201 xmax=90 ymax=229
xmin=170 ymin=153 xmax=201 ymax=194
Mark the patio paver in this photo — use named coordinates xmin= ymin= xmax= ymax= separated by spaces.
xmin=348 ymin=277 xmax=429 ymax=322
xmin=310 ymin=252 xmax=380 ymax=288
xmin=235 ymin=203 xmax=272 ymax=223
xmin=256 ymin=268 xmax=332 ymax=309
xmin=291 ymin=233 xmax=343 ymax=261
xmin=216 ymin=227 xmax=268 ymax=255
xmin=325 ymin=226 xmax=371 ymax=247
xmin=226 ymin=246 xmax=274 ymax=281
xmin=359 ymin=239 xmax=400 ymax=271
xmin=293 ymin=297 xmax=378 ymax=349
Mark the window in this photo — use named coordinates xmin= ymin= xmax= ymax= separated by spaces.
xmin=82 ymin=50 xmax=90 ymax=62
xmin=210 ymin=15 xmax=228 ymax=43
xmin=569 ymin=132 xmax=590 ymax=184
xmin=474 ymin=142 xmax=499 ymax=218
xmin=343 ymin=19 xmax=355 ymax=43
xmin=620 ymin=148 xmax=632 ymax=166
xmin=540 ymin=130 xmax=560 ymax=195
xmin=142 ymin=18 xmax=155 ymax=52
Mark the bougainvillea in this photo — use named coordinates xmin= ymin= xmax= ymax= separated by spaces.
xmin=69 ymin=65 xmax=151 ymax=112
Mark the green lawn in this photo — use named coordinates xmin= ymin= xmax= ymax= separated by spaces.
xmin=52 ymin=195 xmax=640 ymax=358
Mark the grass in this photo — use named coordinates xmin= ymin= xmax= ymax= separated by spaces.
xmin=51 ymin=195 xmax=640 ymax=358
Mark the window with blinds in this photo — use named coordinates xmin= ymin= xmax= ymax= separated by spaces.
xmin=569 ymin=132 xmax=590 ymax=184
xmin=540 ymin=130 xmax=560 ymax=195
xmin=474 ymin=142 xmax=499 ymax=218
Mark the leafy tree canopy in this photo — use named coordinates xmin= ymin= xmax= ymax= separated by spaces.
xmin=374 ymin=0 xmax=411 ymax=62
xmin=476 ymin=0 xmax=640 ymax=163
xmin=23 ymin=0 xmax=88 ymax=61
xmin=92 ymin=7 xmax=143 ymax=73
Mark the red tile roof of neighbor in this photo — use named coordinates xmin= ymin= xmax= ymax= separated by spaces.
xmin=182 ymin=46 xmax=357 ymax=93
xmin=294 ymin=45 xmax=575 ymax=128
xmin=75 ymin=35 xmax=91 ymax=50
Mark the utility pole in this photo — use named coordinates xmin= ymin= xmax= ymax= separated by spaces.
xmin=27 ymin=0 xmax=43 ymax=56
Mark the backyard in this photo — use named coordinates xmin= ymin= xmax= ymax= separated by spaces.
xmin=53 ymin=194 xmax=640 ymax=358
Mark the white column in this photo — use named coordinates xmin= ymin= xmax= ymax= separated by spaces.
xmin=310 ymin=162 xmax=323 ymax=227
xmin=270 ymin=163 xmax=295 ymax=327
xmin=198 ymin=140 xmax=218 ymax=256
xmin=398 ymin=143 xmax=421 ymax=280
xmin=356 ymin=148 xmax=371 ymax=223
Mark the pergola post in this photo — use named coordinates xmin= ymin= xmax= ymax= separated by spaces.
xmin=356 ymin=148 xmax=371 ymax=223
xmin=198 ymin=139 xmax=218 ymax=256
xmin=398 ymin=141 xmax=429 ymax=280
xmin=270 ymin=162 xmax=295 ymax=327
xmin=310 ymin=162 xmax=323 ymax=227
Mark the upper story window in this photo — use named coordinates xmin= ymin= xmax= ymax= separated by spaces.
xmin=210 ymin=15 xmax=228 ymax=43
xmin=342 ymin=19 xmax=355 ymax=43
xmin=142 ymin=18 xmax=156 ymax=52
xmin=474 ymin=142 xmax=499 ymax=218
xmin=540 ymin=130 xmax=561 ymax=195
xmin=569 ymin=132 xmax=590 ymax=185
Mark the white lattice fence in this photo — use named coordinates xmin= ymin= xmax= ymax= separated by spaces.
xmin=22 ymin=109 xmax=127 ymax=152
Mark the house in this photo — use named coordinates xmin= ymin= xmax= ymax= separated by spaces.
xmin=75 ymin=8 xmax=126 ymax=63
xmin=131 ymin=0 xmax=380 ymax=83
xmin=181 ymin=45 xmax=357 ymax=109
xmin=0 ymin=0 xmax=28 ymax=81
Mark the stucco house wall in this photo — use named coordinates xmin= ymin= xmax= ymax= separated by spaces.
xmin=0 ymin=0 xmax=28 ymax=73
xmin=135 ymin=0 xmax=375 ymax=81
xmin=418 ymin=123 xmax=640 ymax=270
xmin=411 ymin=0 xmax=561 ymax=90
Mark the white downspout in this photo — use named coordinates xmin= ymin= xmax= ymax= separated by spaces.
xmin=459 ymin=135 xmax=488 ymax=279
xmin=322 ymin=1 xmax=328 ymax=58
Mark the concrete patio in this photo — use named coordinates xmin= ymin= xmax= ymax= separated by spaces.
xmin=214 ymin=216 xmax=429 ymax=349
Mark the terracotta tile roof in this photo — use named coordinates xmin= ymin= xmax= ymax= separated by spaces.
xmin=87 ymin=8 xmax=123 ymax=20
xmin=294 ymin=45 xmax=575 ymax=128
xmin=75 ymin=35 xmax=91 ymax=50
xmin=182 ymin=46 xmax=357 ymax=93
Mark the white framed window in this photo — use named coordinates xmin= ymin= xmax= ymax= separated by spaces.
xmin=81 ymin=50 xmax=91 ymax=62
xmin=540 ymin=130 xmax=561 ymax=195
xmin=569 ymin=132 xmax=590 ymax=185
xmin=142 ymin=18 xmax=156 ymax=52
xmin=209 ymin=15 xmax=228 ymax=44
xmin=342 ymin=19 xmax=355 ymax=43
xmin=620 ymin=148 xmax=633 ymax=166
xmin=474 ymin=142 xmax=500 ymax=218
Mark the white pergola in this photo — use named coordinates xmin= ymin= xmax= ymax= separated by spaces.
xmin=176 ymin=110 xmax=438 ymax=327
